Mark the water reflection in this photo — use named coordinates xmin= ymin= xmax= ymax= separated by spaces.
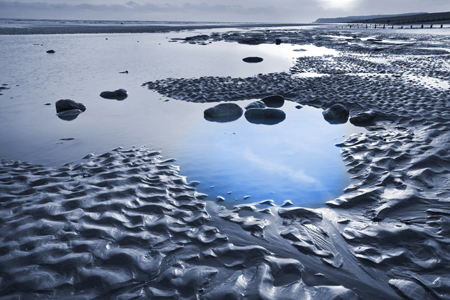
xmin=0 ymin=32 xmax=359 ymax=208
xmin=174 ymin=100 xmax=365 ymax=208
xmin=244 ymin=108 xmax=286 ymax=125
xmin=57 ymin=109 xmax=84 ymax=121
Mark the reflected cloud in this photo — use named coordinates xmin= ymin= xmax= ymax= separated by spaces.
xmin=243 ymin=147 xmax=319 ymax=185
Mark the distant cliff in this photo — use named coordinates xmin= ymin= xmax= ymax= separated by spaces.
xmin=314 ymin=12 xmax=426 ymax=23
xmin=347 ymin=11 xmax=450 ymax=25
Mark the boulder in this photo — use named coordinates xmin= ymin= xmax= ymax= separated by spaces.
xmin=100 ymin=89 xmax=128 ymax=100
xmin=245 ymin=108 xmax=286 ymax=125
xmin=350 ymin=111 xmax=377 ymax=126
xmin=261 ymin=95 xmax=284 ymax=108
xmin=245 ymin=100 xmax=266 ymax=110
xmin=46 ymin=50 xmax=55 ymax=53
xmin=55 ymin=99 xmax=86 ymax=113
xmin=242 ymin=57 xmax=263 ymax=63
xmin=204 ymin=103 xmax=243 ymax=122
xmin=275 ymin=39 xmax=282 ymax=45
xmin=322 ymin=104 xmax=349 ymax=124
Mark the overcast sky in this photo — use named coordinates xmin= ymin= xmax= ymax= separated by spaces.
xmin=0 ymin=0 xmax=448 ymax=23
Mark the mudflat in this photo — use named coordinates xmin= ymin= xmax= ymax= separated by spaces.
xmin=1 ymin=22 xmax=450 ymax=299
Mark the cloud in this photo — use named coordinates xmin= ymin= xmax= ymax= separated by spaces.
xmin=1 ymin=0 xmax=447 ymax=22
xmin=0 ymin=1 xmax=282 ymax=21
xmin=243 ymin=148 xmax=319 ymax=185
xmin=315 ymin=0 xmax=361 ymax=10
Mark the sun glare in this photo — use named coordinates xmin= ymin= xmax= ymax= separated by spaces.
xmin=317 ymin=0 xmax=359 ymax=10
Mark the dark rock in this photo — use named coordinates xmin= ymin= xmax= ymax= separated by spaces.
xmin=245 ymin=108 xmax=286 ymax=125
xmin=350 ymin=111 xmax=377 ymax=126
xmin=242 ymin=57 xmax=263 ymax=63
xmin=245 ymin=100 xmax=266 ymax=110
xmin=261 ymin=95 xmax=284 ymax=108
xmin=100 ymin=89 xmax=128 ymax=100
xmin=55 ymin=99 xmax=86 ymax=113
xmin=57 ymin=109 xmax=84 ymax=121
xmin=275 ymin=39 xmax=282 ymax=45
xmin=322 ymin=104 xmax=349 ymax=124
xmin=46 ymin=50 xmax=55 ymax=53
xmin=204 ymin=103 xmax=243 ymax=123
xmin=184 ymin=35 xmax=209 ymax=41
xmin=238 ymin=37 xmax=264 ymax=45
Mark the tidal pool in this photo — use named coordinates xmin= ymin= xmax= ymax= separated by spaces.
xmin=0 ymin=30 xmax=361 ymax=207
xmin=174 ymin=100 xmax=364 ymax=207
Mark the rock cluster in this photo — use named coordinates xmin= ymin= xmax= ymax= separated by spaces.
xmin=204 ymin=95 xmax=287 ymax=125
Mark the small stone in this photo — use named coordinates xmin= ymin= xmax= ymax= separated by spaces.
xmin=55 ymin=99 xmax=86 ymax=113
xmin=261 ymin=95 xmax=284 ymax=108
xmin=242 ymin=57 xmax=263 ymax=63
xmin=55 ymin=99 xmax=86 ymax=121
xmin=350 ymin=111 xmax=377 ymax=126
xmin=216 ymin=196 xmax=225 ymax=202
xmin=245 ymin=100 xmax=266 ymax=110
xmin=322 ymin=103 xmax=349 ymax=124
xmin=100 ymin=89 xmax=128 ymax=100
xmin=245 ymin=108 xmax=286 ymax=125
xmin=46 ymin=50 xmax=55 ymax=53
xmin=204 ymin=103 xmax=243 ymax=123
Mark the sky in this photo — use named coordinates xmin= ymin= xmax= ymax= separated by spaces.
xmin=0 ymin=0 xmax=448 ymax=23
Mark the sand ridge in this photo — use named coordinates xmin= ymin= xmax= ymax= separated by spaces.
xmin=1 ymin=26 xmax=450 ymax=299
xmin=143 ymin=28 xmax=450 ymax=299
xmin=0 ymin=147 xmax=378 ymax=299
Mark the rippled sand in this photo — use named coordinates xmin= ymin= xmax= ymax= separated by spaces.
xmin=2 ymin=26 xmax=450 ymax=299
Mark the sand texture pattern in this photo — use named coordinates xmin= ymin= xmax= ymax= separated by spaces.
xmin=1 ymin=27 xmax=450 ymax=299
xmin=1 ymin=147 xmax=377 ymax=299
xmin=144 ymin=28 xmax=450 ymax=300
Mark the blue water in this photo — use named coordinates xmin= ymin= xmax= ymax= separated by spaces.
xmin=0 ymin=30 xmax=362 ymax=207
xmin=174 ymin=100 xmax=362 ymax=207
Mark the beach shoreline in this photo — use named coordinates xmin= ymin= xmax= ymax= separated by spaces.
xmin=0 ymin=18 xmax=316 ymax=35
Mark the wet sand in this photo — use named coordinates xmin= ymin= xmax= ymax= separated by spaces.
xmin=0 ymin=19 xmax=313 ymax=35
xmin=1 ymin=23 xmax=450 ymax=299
